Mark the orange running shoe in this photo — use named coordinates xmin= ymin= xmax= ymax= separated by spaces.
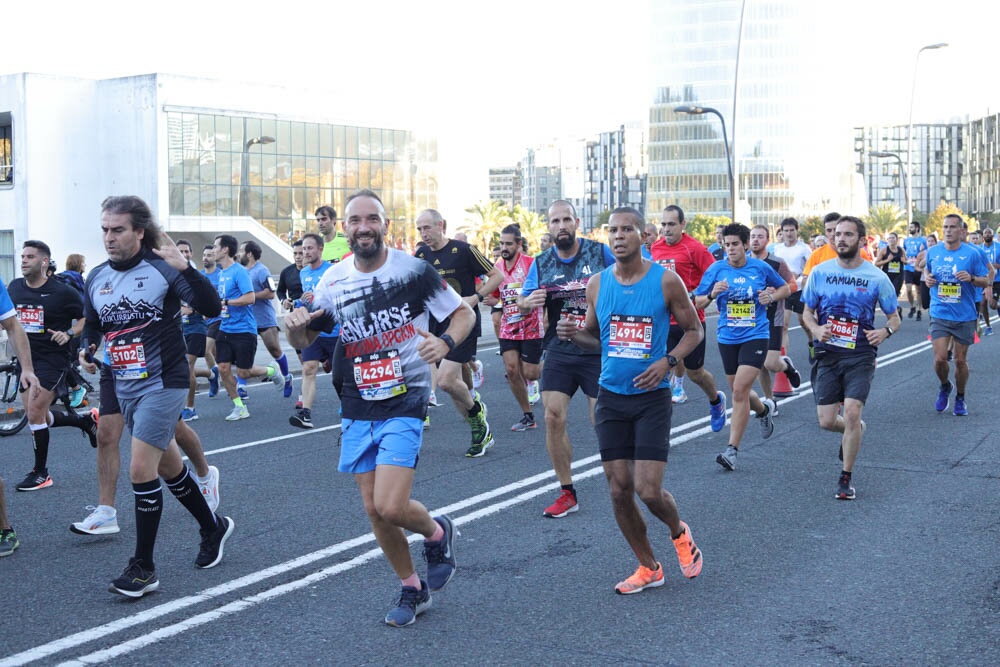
xmin=615 ymin=562 xmax=665 ymax=594
xmin=672 ymin=521 xmax=703 ymax=579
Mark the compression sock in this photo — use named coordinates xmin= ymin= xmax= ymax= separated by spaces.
xmin=165 ymin=467 xmax=217 ymax=532
xmin=133 ymin=479 xmax=163 ymax=566
xmin=276 ymin=354 xmax=289 ymax=376
xmin=29 ymin=423 xmax=50 ymax=472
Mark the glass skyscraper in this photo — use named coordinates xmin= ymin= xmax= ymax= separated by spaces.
xmin=647 ymin=1 xmax=854 ymax=228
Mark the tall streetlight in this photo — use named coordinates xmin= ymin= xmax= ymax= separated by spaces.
xmin=871 ymin=151 xmax=909 ymax=217
xmin=238 ymin=117 xmax=275 ymax=217
xmin=675 ymin=105 xmax=735 ymax=223
xmin=906 ymin=42 xmax=948 ymax=226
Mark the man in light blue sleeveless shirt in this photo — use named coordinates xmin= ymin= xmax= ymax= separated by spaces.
xmin=556 ymin=207 xmax=703 ymax=595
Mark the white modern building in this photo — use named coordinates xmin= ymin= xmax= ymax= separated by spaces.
xmin=0 ymin=73 xmax=438 ymax=283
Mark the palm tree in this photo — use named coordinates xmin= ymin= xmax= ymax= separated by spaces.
xmin=464 ymin=200 xmax=512 ymax=251
xmin=508 ymin=205 xmax=548 ymax=253
xmin=865 ymin=204 xmax=907 ymax=236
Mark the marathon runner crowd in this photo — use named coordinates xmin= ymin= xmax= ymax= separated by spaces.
xmin=0 ymin=192 xmax=993 ymax=626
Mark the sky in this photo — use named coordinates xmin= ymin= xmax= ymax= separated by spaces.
xmin=5 ymin=0 xmax=999 ymax=217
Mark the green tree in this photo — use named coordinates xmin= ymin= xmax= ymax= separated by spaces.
xmin=686 ymin=213 xmax=731 ymax=245
xmin=924 ymin=200 xmax=966 ymax=237
xmin=800 ymin=215 xmax=824 ymax=241
xmin=463 ymin=200 xmax=512 ymax=252
xmin=864 ymin=203 xmax=907 ymax=236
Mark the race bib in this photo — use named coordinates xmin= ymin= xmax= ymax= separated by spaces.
xmin=726 ymin=299 xmax=755 ymax=327
xmin=887 ymin=261 xmax=901 ymax=274
xmin=501 ymin=283 xmax=523 ymax=324
xmin=220 ymin=304 xmax=230 ymax=319
xmin=108 ymin=339 xmax=148 ymax=379
xmin=608 ymin=314 xmax=653 ymax=359
xmin=16 ymin=306 xmax=44 ymax=334
xmin=353 ymin=349 xmax=406 ymax=401
xmin=937 ymin=281 xmax=961 ymax=304
xmin=657 ymin=258 xmax=676 ymax=273
xmin=562 ymin=297 xmax=588 ymax=330
xmin=827 ymin=315 xmax=860 ymax=349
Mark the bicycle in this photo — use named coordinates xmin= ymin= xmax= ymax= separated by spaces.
xmin=0 ymin=356 xmax=99 ymax=437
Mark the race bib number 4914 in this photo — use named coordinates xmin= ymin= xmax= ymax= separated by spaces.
xmin=608 ymin=314 xmax=653 ymax=359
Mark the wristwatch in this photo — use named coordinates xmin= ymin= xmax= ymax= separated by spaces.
xmin=885 ymin=326 xmax=894 ymax=337
xmin=667 ymin=354 xmax=679 ymax=368
xmin=476 ymin=292 xmax=485 ymax=303
xmin=440 ymin=333 xmax=456 ymax=351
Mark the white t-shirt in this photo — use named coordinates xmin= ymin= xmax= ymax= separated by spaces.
xmin=773 ymin=240 xmax=812 ymax=278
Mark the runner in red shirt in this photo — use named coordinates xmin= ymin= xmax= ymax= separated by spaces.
xmin=649 ymin=205 xmax=728 ymax=432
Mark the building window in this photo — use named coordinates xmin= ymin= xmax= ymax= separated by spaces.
xmin=0 ymin=230 xmax=14 ymax=283
xmin=0 ymin=113 xmax=12 ymax=185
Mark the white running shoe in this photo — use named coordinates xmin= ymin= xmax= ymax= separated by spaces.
xmin=527 ymin=380 xmax=540 ymax=405
xmin=198 ymin=465 xmax=221 ymax=513
xmin=226 ymin=405 xmax=250 ymax=421
xmin=270 ymin=363 xmax=283 ymax=388
xmin=472 ymin=360 xmax=485 ymax=389
xmin=71 ymin=505 xmax=120 ymax=535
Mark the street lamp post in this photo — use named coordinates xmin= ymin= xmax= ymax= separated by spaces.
xmin=906 ymin=42 xmax=948 ymax=226
xmin=238 ymin=117 xmax=276 ymax=217
xmin=871 ymin=151 xmax=909 ymax=217
xmin=675 ymin=105 xmax=735 ymax=223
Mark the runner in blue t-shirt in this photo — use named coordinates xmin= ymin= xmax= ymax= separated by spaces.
xmin=201 ymin=245 xmax=222 ymax=398
xmin=175 ymin=240 xmax=215 ymax=421
xmin=982 ymin=227 xmax=1000 ymax=327
xmin=923 ymin=214 xmax=991 ymax=416
xmin=694 ymin=223 xmax=790 ymax=471
xmin=555 ymin=206 xmax=704 ymax=593
xmin=212 ymin=234 xmax=282 ymax=422
xmin=802 ymin=216 xmax=901 ymax=500
xmin=902 ymin=222 xmax=928 ymax=320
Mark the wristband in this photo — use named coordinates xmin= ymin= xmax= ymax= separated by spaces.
xmin=477 ymin=292 xmax=485 ymax=303
xmin=439 ymin=334 xmax=456 ymax=352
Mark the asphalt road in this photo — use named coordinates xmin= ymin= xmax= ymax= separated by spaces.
xmin=0 ymin=311 xmax=998 ymax=666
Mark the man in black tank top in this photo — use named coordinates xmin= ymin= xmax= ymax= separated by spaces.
xmin=874 ymin=232 xmax=905 ymax=297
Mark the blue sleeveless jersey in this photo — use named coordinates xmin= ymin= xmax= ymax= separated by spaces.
xmin=596 ymin=263 xmax=671 ymax=395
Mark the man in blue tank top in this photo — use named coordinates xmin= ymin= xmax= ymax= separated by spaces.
xmin=556 ymin=207 xmax=703 ymax=593
xmin=803 ymin=216 xmax=901 ymax=500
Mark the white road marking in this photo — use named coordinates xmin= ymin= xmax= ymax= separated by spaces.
xmin=3 ymin=340 xmax=932 ymax=666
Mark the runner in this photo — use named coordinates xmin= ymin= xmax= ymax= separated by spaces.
xmin=285 ymin=189 xmax=470 ymax=627
xmin=802 ymin=215 xmax=901 ymax=500
xmin=81 ymin=195 xmax=232 ymax=597
xmin=201 ymin=244 xmax=222 ymax=399
xmin=874 ymin=232 xmax=905 ymax=298
xmin=277 ymin=239 xmax=306 ymax=406
xmin=238 ymin=240 xmax=294 ymax=398
xmin=748 ymin=225 xmax=802 ymax=407
xmin=555 ymin=206 xmax=703 ymax=593
xmin=315 ymin=205 xmax=351 ymax=263
xmin=176 ymin=240 xmax=215 ymax=422
xmin=290 ymin=233 xmax=337 ymax=429
xmin=7 ymin=240 xmax=99 ymax=491
xmin=0 ymin=277 xmax=40 ymax=556
xmin=772 ymin=217 xmax=812 ymax=352
xmin=519 ymin=199 xmax=615 ymax=517
xmin=414 ymin=209 xmax=501 ymax=457
xmin=493 ymin=224 xmax=544 ymax=431
xmin=649 ymin=204 xmax=728 ymax=430
xmin=903 ymin=221 xmax=929 ymax=321
xmin=213 ymin=234 xmax=283 ymax=421
xmin=694 ymin=223 xmax=790 ymax=471
xmin=924 ymin=214 xmax=991 ymax=416
xmin=980 ymin=227 xmax=998 ymax=335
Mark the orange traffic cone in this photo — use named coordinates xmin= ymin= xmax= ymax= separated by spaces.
xmin=773 ymin=346 xmax=795 ymax=398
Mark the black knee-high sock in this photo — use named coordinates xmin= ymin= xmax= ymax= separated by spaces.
xmin=165 ymin=467 xmax=217 ymax=533
xmin=133 ymin=480 xmax=163 ymax=568
xmin=50 ymin=410 xmax=87 ymax=430
xmin=29 ymin=425 xmax=50 ymax=472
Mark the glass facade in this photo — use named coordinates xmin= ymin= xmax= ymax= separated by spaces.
xmin=967 ymin=114 xmax=999 ymax=216
xmin=647 ymin=0 xmax=850 ymax=228
xmin=166 ymin=112 xmax=438 ymax=244
xmin=854 ymin=124 xmax=966 ymax=215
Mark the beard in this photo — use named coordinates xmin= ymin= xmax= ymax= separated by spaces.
xmin=555 ymin=233 xmax=575 ymax=251
xmin=350 ymin=234 xmax=384 ymax=259
xmin=836 ymin=242 xmax=859 ymax=260
xmin=501 ymin=249 xmax=514 ymax=260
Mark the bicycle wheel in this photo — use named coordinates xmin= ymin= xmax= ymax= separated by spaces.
xmin=0 ymin=364 xmax=26 ymax=436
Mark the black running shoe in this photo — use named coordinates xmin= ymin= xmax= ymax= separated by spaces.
xmin=781 ymin=355 xmax=801 ymax=388
xmin=195 ymin=515 xmax=235 ymax=569
xmin=424 ymin=515 xmax=458 ymax=591
xmin=16 ymin=470 xmax=52 ymax=492
xmin=109 ymin=557 xmax=159 ymax=598
xmin=84 ymin=408 xmax=99 ymax=448
xmin=289 ymin=408 xmax=314 ymax=429
xmin=835 ymin=473 xmax=856 ymax=500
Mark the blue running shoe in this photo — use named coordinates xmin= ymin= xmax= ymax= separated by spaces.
xmin=424 ymin=515 xmax=458 ymax=591
xmin=283 ymin=373 xmax=294 ymax=398
xmin=208 ymin=366 xmax=220 ymax=398
xmin=237 ymin=384 xmax=249 ymax=402
xmin=935 ymin=382 xmax=952 ymax=413
xmin=69 ymin=386 xmax=87 ymax=408
xmin=181 ymin=407 xmax=198 ymax=422
xmin=384 ymin=581 xmax=431 ymax=627
xmin=709 ymin=391 xmax=727 ymax=432
xmin=953 ymin=397 xmax=968 ymax=416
